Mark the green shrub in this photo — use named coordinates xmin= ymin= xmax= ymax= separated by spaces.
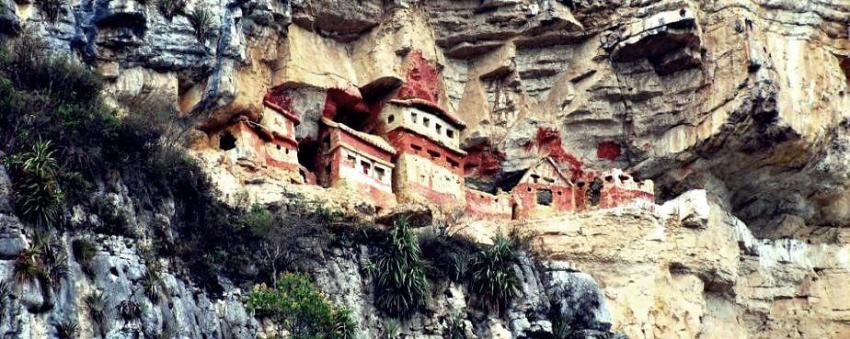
xmin=71 ymin=238 xmax=97 ymax=277
xmin=468 ymin=234 xmax=521 ymax=312
xmin=92 ymin=196 xmax=133 ymax=237
xmin=246 ymin=272 xmax=357 ymax=339
xmin=241 ymin=204 xmax=275 ymax=235
xmin=373 ymin=219 xmax=429 ymax=317
xmin=55 ymin=319 xmax=79 ymax=339
xmin=418 ymin=230 xmax=479 ymax=282
xmin=189 ymin=8 xmax=214 ymax=44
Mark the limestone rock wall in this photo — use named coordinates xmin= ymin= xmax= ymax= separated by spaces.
xmin=3 ymin=0 xmax=850 ymax=338
xmin=518 ymin=190 xmax=850 ymax=338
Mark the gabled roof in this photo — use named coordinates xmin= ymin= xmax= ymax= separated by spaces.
xmin=500 ymin=157 xmax=572 ymax=192
xmin=388 ymin=99 xmax=466 ymax=129
xmin=521 ymin=157 xmax=572 ymax=186
xmin=321 ymin=118 xmax=397 ymax=155
xmin=263 ymin=97 xmax=302 ymax=124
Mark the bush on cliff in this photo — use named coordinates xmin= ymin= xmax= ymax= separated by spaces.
xmin=246 ymin=272 xmax=358 ymax=339
xmin=418 ymin=229 xmax=480 ymax=282
xmin=373 ymin=218 xmax=429 ymax=317
xmin=468 ymin=234 xmax=521 ymax=312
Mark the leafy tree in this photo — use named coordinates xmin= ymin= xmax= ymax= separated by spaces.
xmin=246 ymin=272 xmax=357 ymax=339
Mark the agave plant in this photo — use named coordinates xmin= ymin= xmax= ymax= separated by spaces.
xmin=332 ymin=307 xmax=358 ymax=339
xmin=382 ymin=318 xmax=402 ymax=339
xmin=8 ymin=140 xmax=65 ymax=226
xmin=84 ymin=290 xmax=107 ymax=327
xmin=189 ymin=8 xmax=214 ymax=44
xmin=373 ymin=218 xmax=429 ymax=316
xmin=447 ymin=313 xmax=467 ymax=339
xmin=14 ymin=251 xmax=42 ymax=284
xmin=55 ymin=319 xmax=80 ymax=339
xmin=468 ymin=234 xmax=521 ymax=311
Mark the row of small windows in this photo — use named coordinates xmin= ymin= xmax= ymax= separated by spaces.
xmin=409 ymin=144 xmax=460 ymax=169
xmin=344 ymin=152 xmax=388 ymax=182
xmin=386 ymin=113 xmax=456 ymax=139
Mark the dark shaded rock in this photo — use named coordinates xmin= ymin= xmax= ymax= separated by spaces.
xmin=376 ymin=203 xmax=433 ymax=228
xmin=0 ymin=0 xmax=20 ymax=35
xmin=291 ymin=0 xmax=383 ymax=41
xmin=0 ymin=216 xmax=27 ymax=258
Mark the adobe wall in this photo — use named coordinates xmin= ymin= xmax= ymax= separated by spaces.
xmin=512 ymin=183 xmax=575 ymax=220
xmin=318 ymin=128 xmax=396 ymax=209
xmin=464 ymin=189 xmax=512 ymax=221
xmin=393 ymin=153 xmax=465 ymax=208
xmin=386 ymin=130 xmax=464 ymax=175
xmin=380 ymin=103 xmax=461 ymax=149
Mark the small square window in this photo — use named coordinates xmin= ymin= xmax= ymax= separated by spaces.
xmin=376 ymin=167 xmax=386 ymax=181
xmin=388 ymin=115 xmax=395 ymax=123
xmin=423 ymin=117 xmax=430 ymax=127
xmin=447 ymin=130 xmax=454 ymax=138
xmin=411 ymin=112 xmax=417 ymax=123
xmin=347 ymin=154 xmax=356 ymax=164
xmin=436 ymin=124 xmax=442 ymax=134
xmin=361 ymin=161 xmax=371 ymax=175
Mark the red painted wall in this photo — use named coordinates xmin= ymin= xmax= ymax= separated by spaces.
xmin=397 ymin=50 xmax=441 ymax=104
xmin=464 ymin=144 xmax=506 ymax=178
xmin=597 ymin=141 xmax=621 ymax=161
xmin=511 ymin=183 xmax=575 ymax=219
xmin=599 ymin=187 xmax=654 ymax=209
xmin=464 ymin=189 xmax=512 ymax=221
xmin=386 ymin=129 xmax=465 ymax=175
xmin=521 ymin=128 xmax=585 ymax=180
xmin=317 ymin=126 xmax=397 ymax=208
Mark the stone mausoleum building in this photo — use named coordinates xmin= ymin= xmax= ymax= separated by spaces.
xmin=317 ymin=118 xmax=397 ymax=210
xmin=378 ymin=99 xmax=467 ymax=207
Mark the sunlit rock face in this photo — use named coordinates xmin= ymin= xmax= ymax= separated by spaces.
xmin=4 ymin=0 xmax=850 ymax=337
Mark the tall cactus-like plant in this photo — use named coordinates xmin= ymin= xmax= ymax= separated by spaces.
xmin=189 ymin=8 xmax=215 ymax=44
xmin=373 ymin=218 xmax=429 ymax=316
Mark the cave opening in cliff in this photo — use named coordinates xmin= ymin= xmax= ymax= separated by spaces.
xmin=219 ymin=132 xmax=236 ymax=151
xmin=298 ymin=140 xmax=320 ymax=173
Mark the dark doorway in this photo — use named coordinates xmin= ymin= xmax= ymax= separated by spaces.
xmin=588 ymin=178 xmax=603 ymax=206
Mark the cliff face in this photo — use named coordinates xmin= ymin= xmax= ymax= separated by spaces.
xmin=1 ymin=0 xmax=850 ymax=338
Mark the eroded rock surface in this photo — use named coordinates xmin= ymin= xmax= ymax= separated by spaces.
xmin=3 ymin=0 xmax=850 ymax=337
